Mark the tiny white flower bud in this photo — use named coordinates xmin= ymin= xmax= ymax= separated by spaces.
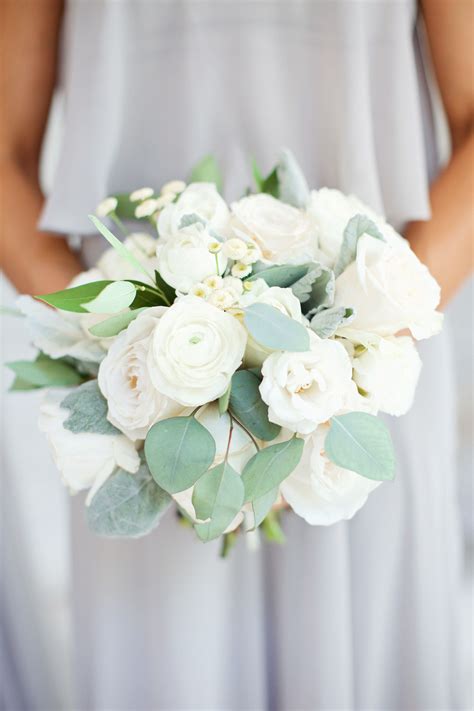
xmin=240 ymin=242 xmax=261 ymax=265
xmin=208 ymin=241 xmax=222 ymax=254
xmin=161 ymin=180 xmax=186 ymax=195
xmin=203 ymin=275 xmax=223 ymax=290
xmin=190 ymin=282 xmax=211 ymax=299
xmin=231 ymin=262 xmax=252 ymax=278
xmin=135 ymin=199 xmax=159 ymax=218
xmin=129 ymin=187 xmax=154 ymax=202
xmin=243 ymin=280 xmax=254 ymax=292
xmin=222 ymin=276 xmax=244 ymax=297
xmin=222 ymin=238 xmax=248 ymax=261
xmin=96 ymin=197 xmax=118 ymax=217
xmin=155 ymin=193 xmax=176 ymax=210
xmin=207 ymin=288 xmax=237 ymax=309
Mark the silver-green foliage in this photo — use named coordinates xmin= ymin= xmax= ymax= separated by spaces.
xmin=61 ymin=380 xmax=119 ymax=435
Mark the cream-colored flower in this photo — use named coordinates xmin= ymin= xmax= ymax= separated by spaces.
xmin=161 ymin=179 xmax=186 ymax=195
xmin=207 ymin=288 xmax=238 ymax=309
xmin=222 ymin=237 xmax=248 ymax=261
xmin=130 ymin=187 xmax=154 ymax=202
xmin=98 ymin=233 xmax=159 ymax=281
xmin=158 ymin=182 xmax=230 ymax=241
xmin=231 ymin=262 xmax=252 ymax=278
xmin=203 ymin=275 xmax=224 ymax=290
xmin=155 ymin=193 xmax=176 ymax=210
xmin=95 ymin=197 xmax=118 ymax=217
xmin=135 ymin=199 xmax=159 ymax=218
xmin=190 ymin=282 xmax=211 ymax=299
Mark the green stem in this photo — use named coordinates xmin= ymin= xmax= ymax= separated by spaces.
xmin=228 ymin=412 xmax=260 ymax=452
xmin=215 ymin=253 xmax=220 ymax=276
xmin=110 ymin=212 xmax=128 ymax=237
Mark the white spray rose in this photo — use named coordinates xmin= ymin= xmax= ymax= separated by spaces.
xmin=98 ymin=307 xmax=186 ymax=441
xmin=280 ymin=426 xmax=380 ymax=525
xmin=38 ymin=390 xmax=140 ymax=504
xmin=97 ymin=233 xmax=159 ymax=281
xmin=147 ymin=296 xmax=246 ymax=406
xmin=156 ymin=223 xmax=227 ymax=293
xmin=335 ymin=234 xmax=443 ymax=339
xmin=231 ymin=194 xmax=316 ymax=264
xmin=239 ymin=280 xmax=304 ymax=368
xmin=343 ymin=329 xmax=422 ymax=416
xmin=172 ymin=403 xmax=255 ymax=532
xmin=260 ymin=331 xmax=355 ymax=434
xmin=157 ymin=182 xmax=230 ymax=240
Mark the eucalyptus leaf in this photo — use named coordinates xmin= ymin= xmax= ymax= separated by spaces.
xmin=61 ymin=381 xmax=119 ymax=435
xmin=89 ymin=308 xmax=147 ymax=338
xmin=310 ymin=306 xmax=355 ymax=338
xmin=276 ymin=149 xmax=310 ymax=208
xmin=87 ymin=462 xmax=171 ymax=538
xmin=218 ymin=382 xmax=232 ymax=415
xmin=251 ymin=159 xmax=279 ymax=197
xmin=334 ymin=214 xmax=385 ymax=277
xmin=246 ymin=263 xmax=310 ymax=288
xmin=9 ymin=376 xmax=41 ymax=391
xmin=188 ymin=155 xmax=222 ymax=192
xmin=193 ymin=462 xmax=245 ymax=542
xmin=242 ymin=436 xmax=304 ymax=502
xmin=88 ymin=214 xmax=154 ymax=281
xmin=252 ymin=486 xmax=279 ymax=529
xmin=244 ymin=303 xmax=310 ymax=352
xmin=145 ymin=416 xmax=216 ymax=494
xmin=37 ymin=281 xmax=113 ymax=313
xmin=229 ymin=370 xmax=280 ymax=441
xmin=6 ymin=354 xmax=83 ymax=387
xmin=325 ymin=412 xmax=395 ymax=481
xmin=82 ymin=281 xmax=137 ymax=314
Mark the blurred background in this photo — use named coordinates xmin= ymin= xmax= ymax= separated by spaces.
xmin=1 ymin=82 xmax=473 ymax=709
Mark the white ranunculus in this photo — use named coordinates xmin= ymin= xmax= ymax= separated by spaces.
xmin=343 ymin=329 xmax=422 ymax=416
xmin=239 ymin=280 xmax=304 ymax=367
xmin=280 ymin=425 xmax=380 ymax=525
xmin=156 ymin=223 xmax=228 ymax=293
xmin=335 ymin=234 xmax=443 ymax=339
xmin=231 ymin=194 xmax=317 ymax=264
xmin=172 ymin=403 xmax=255 ymax=531
xmin=148 ymin=296 xmax=247 ymax=406
xmin=157 ymin=182 xmax=230 ymax=240
xmin=98 ymin=233 xmax=159 ymax=281
xmin=260 ymin=331 xmax=355 ymax=434
xmin=98 ymin=307 xmax=185 ymax=441
xmin=39 ymin=390 xmax=140 ymax=504
xmin=306 ymin=188 xmax=394 ymax=267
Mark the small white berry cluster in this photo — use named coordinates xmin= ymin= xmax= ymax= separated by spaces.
xmin=207 ymin=236 xmax=261 ymax=279
xmin=190 ymin=273 xmax=254 ymax=310
xmin=131 ymin=180 xmax=186 ymax=221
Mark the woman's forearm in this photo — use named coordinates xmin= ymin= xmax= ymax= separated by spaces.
xmin=405 ymin=130 xmax=474 ymax=308
xmin=0 ymin=156 xmax=81 ymax=294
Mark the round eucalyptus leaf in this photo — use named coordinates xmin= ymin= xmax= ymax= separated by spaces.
xmin=229 ymin=370 xmax=280 ymax=441
xmin=325 ymin=412 xmax=395 ymax=481
xmin=193 ymin=462 xmax=245 ymax=542
xmin=242 ymin=436 xmax=304 ymax=502
xmin=145 ymin=416 xmax=216 ymax=494
xmin=244 ymin=303 xmax=310 ymax=352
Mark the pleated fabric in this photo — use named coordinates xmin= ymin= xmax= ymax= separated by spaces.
xmin=36 ymin=1 xmax=465 ymax=708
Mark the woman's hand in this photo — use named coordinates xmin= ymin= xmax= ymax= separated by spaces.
xmin=405 ymin=0 xmax=474 ymax=307
xmin=0 ymin=0 xmax=82 ymax=294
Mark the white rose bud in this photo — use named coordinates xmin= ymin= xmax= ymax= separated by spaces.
xmin=147 ymin=296 xmax=246 ymax=406
xmin=158 ymin=183 xmax=230 ymax=241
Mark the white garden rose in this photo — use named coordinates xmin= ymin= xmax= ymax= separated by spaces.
xmin=147 ymin=296 xmax=246 ymax=406
xmin=156 ymin=223 xmax=227 ymax=293
xmin=231 ymin=194 xmax=316 ymax=264
xmin=334 ymin=234 xmax=443 ymax=339
xmin=343 ymin=329 xmax=422 ymax=416
xmin=260 ymin=331 xmax=355 ymax=434
xmin=239 ymin=280 xmax=305 ymax=368
xmin=98 ymin=307 xmax=186 ymax=441
xmin=172 ymin=403 xmax=254 ymax=531
xmin=280 ymin=426 xmax=380 ymax=525
xmin=39 ymin=390 xmax=140 ymax=505
xmin=97 ymin=233 xmax=159 ymax=281
xmin=157 ymin=182 xmax=230 ymax=240
xmin=306 ymin=188 xmax=398 ymax=267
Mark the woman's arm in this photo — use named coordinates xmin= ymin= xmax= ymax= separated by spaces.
xmin=0 ymin=0 xmax=81 ymax=294
xmin=405 ymin=0 xmax=474 ymax=307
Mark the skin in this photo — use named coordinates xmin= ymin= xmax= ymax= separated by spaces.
xmin=0 ymin=0 xmax=472 ymax=301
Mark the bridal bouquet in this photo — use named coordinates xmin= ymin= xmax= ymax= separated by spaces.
xmin=7 ymin=151 xmax=442 ymax=552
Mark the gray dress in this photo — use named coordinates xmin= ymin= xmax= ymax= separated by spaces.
xmin=39 ymin=1 xmax=464 ymax=709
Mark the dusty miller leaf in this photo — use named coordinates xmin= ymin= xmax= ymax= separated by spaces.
xmin=310 ymin=307 xmax=355 ymax=338
xmin=61 ymin=380 xmax=119 ymax=435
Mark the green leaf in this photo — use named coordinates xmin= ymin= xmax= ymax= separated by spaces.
xmin=251 ymin=159 xmax=279 ymax=197
xmin=244 ymin=303 xmax=310 ymax=352
xmin=112 ymin=192 xmax=156 ymax=221
xmin=242 ymin=437 xmax=304 ymax=502
xmin=246 ymin=263 xmax=310 ymax=288
xmin=325 ymin=412 xmax=395 ymax=481
xmin=88 ymin=214 xmax=154 ymax=281
xmin=291 ymin=263 xmax=335 ymax=314
xmin=6 ymin=354 xmax=84 ymax=387
xmin=261 ymin=510 xmax=286 ymax=544
xmin=82 ymin=281 xmax=137 ymax=314
xmin=252 ymin=486 xmax=279 ymax=529
xmin=88 ymin=308 xmax=147 ymax=338
xmin=145 ymin=416 xmax=216 ymax=494
xmin=218 ymin=382 xmax=232 ymax=415
xmin=87 ymin=461 xmax=171 ymax=538
xmin=334 ymin=214 xmax=385 ymax=277
xmin=276 ymin=149 xmax=310 ymax=208
xmin=229 ymin=370 xmax=280 ymax=441
xmin=251 ymin=158 xmax=264 ymax=191
xmin=9 ymin=376 xmax=41 ymax=391
xmin=37 ymin=281 xmax=113 ymax=313
xmin=154 ymin=270 xmax=176 ymax=305
xmin=61 ymin=381 xmax=119 ymax=435
xmin=220 ymin=531 xmax=238 ymax=558
xmin=310 ymin=306 xmax=355 ymax=338
xmin=189 ymin=155 xmax=223 ymax=192
xmin=127 ymin=280 xmax=168 ymax=308
xmin=193 ymin=462 xmax=245 ymax=542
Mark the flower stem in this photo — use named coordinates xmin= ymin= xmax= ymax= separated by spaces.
xmin=110 ymin=212 xmax=128 ymax=237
